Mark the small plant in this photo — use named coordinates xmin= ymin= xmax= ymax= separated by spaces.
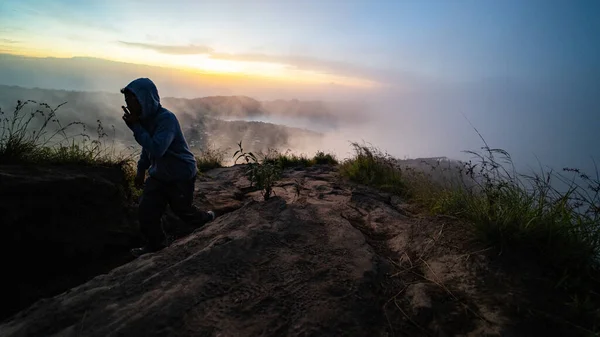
xmin=252 ymin=161 xmax=282 ymax=200
xmin=233 ymin=140 xmax=282 ymax=200
xmin=233 ymin=140 xmax=258 ymax=165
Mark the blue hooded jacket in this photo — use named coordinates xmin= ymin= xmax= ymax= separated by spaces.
xmin=123 ymin=78 xmax=197 ymax=182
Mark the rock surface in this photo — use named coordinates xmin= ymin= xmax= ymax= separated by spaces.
xmin=0 ymin=164 xmax=139 ymax=321
xmin=0 ymin=165 xmax=549 ymax=336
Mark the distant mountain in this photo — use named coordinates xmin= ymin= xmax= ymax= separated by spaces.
xmin=0 ymin=53 xmax=370 ymax=101
xmin=0 ymin=85 xmax=334 ymax=156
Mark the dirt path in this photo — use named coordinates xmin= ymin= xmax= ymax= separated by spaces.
xmin=1 ymin=165 xmax=519 ymax=336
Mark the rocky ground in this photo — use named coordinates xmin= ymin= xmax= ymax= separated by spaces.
xmin=0 ymin=165 xmax=584 ymax=336
xmin=0 ymin=164 xmax=140 ymax=321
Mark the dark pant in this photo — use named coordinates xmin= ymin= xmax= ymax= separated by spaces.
xmin=138 ymin=175 xmax=211 ymax=248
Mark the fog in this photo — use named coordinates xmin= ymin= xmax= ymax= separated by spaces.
xmin=1 ymin=53 xmax=598 ymax=177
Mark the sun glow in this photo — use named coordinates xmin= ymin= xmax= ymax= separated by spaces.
xmin=1 ymin=37 xmax=379 ymax=89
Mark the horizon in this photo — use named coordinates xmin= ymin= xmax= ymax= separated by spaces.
xmin=1 ymin=0 xmax=599 ymax=174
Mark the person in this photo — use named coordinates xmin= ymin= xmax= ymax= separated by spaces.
xmin=121 ymin=77 xmax=215 ymax=257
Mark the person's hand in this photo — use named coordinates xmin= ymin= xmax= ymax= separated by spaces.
xmin=134 ymin=172 xmax=145 ymax=189
xmin=122 ymin=106 xmax=140 ymax=127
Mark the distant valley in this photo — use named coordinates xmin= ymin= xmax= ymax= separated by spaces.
xmin=0 ymin=85 xmax=368 ymax=158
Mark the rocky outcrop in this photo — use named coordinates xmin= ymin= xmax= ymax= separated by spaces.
xmin=0 ymin=165 xmax=519 ymax=336
xmin=0 ymin=164 xmax=139 ymax=320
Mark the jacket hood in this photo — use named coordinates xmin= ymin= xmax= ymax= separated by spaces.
xmin=123 ymin=78 xmax=161 ymax=120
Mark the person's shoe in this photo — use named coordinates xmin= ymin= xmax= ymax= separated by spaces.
xmin=131 ymin=244 xmax=165 ymax=258
xmin=207 ymin=210 xmax=216 ymax=221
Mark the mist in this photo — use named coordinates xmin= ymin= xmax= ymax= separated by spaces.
xmin=1 ymin=53 xmax=598 ymax=178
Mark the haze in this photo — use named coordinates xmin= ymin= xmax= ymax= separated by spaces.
xmin=1 ymin=0 xmax=599 ymax=173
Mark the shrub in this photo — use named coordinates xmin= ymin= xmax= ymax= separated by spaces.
xmin=312 ymin=151 xmax=338 ymax=165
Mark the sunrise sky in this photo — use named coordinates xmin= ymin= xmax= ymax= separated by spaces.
xmin=2 ymin=0 xmax=598 ymax=89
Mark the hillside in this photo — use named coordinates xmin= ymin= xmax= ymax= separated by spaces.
xmin=0 ymin=85 xmax=365 ymax=129
xmin=1 ymin=163 xmax=596 ymax=336
xmin=0 ymin=85 xmax=363 ymax=156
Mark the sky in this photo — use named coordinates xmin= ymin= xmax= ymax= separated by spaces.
xmin=0 ymin=0 xmax=599 ymax=171
xmin=2 ymin=0 xmax=598 ymax=86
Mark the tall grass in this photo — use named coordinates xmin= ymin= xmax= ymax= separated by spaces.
xmin=340 ymin=138 xmax=600 ymax=330
xmin=339 ymin=142 xmax=404 ymax=195
xmin=408 ymin=141 xmax=600 ymax=278
xmin=261 ymin=148 xmax=338 ymax=169
xmin=340 ymin=139 xmax=599 ymax=274
xmin=0 ymin=99 xmax=141 ymax=199
xmin=411 ymin=144 xmax=600 ymax=332
xmin=0 ymin=100 xmax=135 ymax=166
xmin=195 ymin=144 xmax=226 ymax=172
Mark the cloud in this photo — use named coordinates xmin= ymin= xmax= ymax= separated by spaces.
xmin=209 ymin=52 xmax=415 ymax=85
xmin=119 ymin=40 xmax=407 ymax=85
xmin=118 ymin=41 xmax=214 ymax=55
xmin=0 ymin=39 xmax=19 ymax=44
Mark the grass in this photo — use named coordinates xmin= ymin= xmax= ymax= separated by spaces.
xmin=262 ymin=148 xmax=338 ymax=169
xmin=339 ymin=142 xmax=405 ymax=195
xmin=1 ymin=99 xmax=140 ymax=199
xmin=233 ymin=141 xmax=282 ymax=200
xmin=195 ymin=144 xmax=226 ymax=172
xmin=421 ymin=146 xmax=599 ymax=276
xmin=1 ymin=100 xmax=135 ymax=166
xmin=340 ymin=140 xmax=599 ymax=276
xmin=231 ymin=143 xmax=338 ymax=200
xmin=339 ymin=138 xmax=600 ymax=332
xmin=312 ymin=151 xmax=338 ymax=165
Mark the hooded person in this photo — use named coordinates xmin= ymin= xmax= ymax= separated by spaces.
xmin=121 ymin=77 xmax=215 ymax=257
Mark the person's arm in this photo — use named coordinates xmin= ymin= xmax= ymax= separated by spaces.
xmin=131 ymin=115 xmax=176 ymax=159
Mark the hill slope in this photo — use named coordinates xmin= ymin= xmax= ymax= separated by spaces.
xmin=0 ymin=165 xmax=589 ymax=336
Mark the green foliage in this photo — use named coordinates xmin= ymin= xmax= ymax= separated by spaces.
xmin=195 ymin=144 xmax=225 ymax=172
xmin=233 ymin=145 xmax=337 ymax=200
xmin=262 ymin=149 xmax=311 ymax=169
xmin=233 ymin=140 xmax=258 ymax=165
xmin=0 ymin=99 xmax=140 ymax=200
xmin=260 ymin=148 xmax=338 ymax=169
xmin=0 ymin=100 xmax=135 ymax=166
xmin=313 ymin=151 xmax=338 ymax=165
xmin=339 ymin=137 xmax=600 ymax=331
xmin=409 ymin=143 xmax=600 ymax=333
xmin=341 ymin=138 xmax=599 ymax=279
xmin=249 ymin=160 xmax=282 ymax=200
xmin=339 ymin=142 xmax=405 ymax=195
xmin=233 ymin=140 xmax=282 ymax=200
xmin=423 ymin=145 xmax=600 ymax=275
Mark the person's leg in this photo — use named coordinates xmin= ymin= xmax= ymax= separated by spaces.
xmin=167 ymin=176 xmax=215 ymax=228
xmin=134 ymin=177 xmax=168 ymax=255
